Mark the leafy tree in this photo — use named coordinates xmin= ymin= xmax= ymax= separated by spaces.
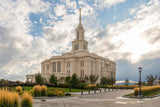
xmin=158 ymin=76 xmax=160 ymax=85
xmin=79 ymin=75 xmax=89 ymax=83
xmin=106 ymin=78 xmax=115 ymax=85
xmin=65 ymin=76 xmax=71 ymax=84
xmin=100 ymin=77 xmax=107 ymax=85
xmin=84 ymin=75 xmax=89 ymax=82
xmin=155 ymin=74 xmax=157 ymax=85
xmin=35 ymin=73 xmax=44 ymax=84
xmin=110 ymin=77 xmax=116 ymax=85
xmin=89 ymin=74 xmax=99 ymax=84
xmin=123 ymin=78 xmax=129 ymax=85
xmin=0 ymin=79 xmax=5 ymax=84
xmin=146 ymin=75 xmax=155 ymax=86
xmin=49 ymin=74 xmax=57 ymax=85
xmin=70 ymin=74 xmax=78 ymax=87
xmin=141 ymin=81 xmax=147 ymax=86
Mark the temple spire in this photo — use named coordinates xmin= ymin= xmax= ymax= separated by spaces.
xmin=79 ymin=8 xmax=81 ymax=24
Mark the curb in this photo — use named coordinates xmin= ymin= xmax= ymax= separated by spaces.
xmin=123 ymin=94 xmax=160 ymax=99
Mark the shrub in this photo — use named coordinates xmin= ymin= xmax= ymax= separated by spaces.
xmin=57 ymin=90 xmax=64 ymax=96
xmin=85 ymin=84 xmax=97 ymax=89
xmin=33 ymin=85 xmax=42 ymax=97
xmin=21 ymin=92 xmax=33 ymax=107
xmin=47 ymin=91 xmax=56 ymax=97
xmin=16 ymin=86 xmax=22 ymax=92
xmin=41 ymin=85 xmax=47 ymax=96
xmin=74 ymin=83 xmax=88 ymax=89
xmin=0 ymin=89 xmax=19 ymax=107
xmin=18 ymin=91 xmax=24 ymax=96
xmin=47 ymin=89 xmax=64 ymax=97
xmin=65 ymin=93 xmax=71 ymax=96
xmin=29 ymin=90 xmax=34 ymax=96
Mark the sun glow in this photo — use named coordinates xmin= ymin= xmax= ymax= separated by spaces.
xmin=110 ymin=28 xmax=157 ymax=63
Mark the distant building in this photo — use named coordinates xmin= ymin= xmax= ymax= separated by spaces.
xmin=26 ymin=8 xmax=116 ymax=83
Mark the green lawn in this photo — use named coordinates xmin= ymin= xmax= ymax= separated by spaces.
xmin=13 ymin=86 xmax=87 ymax=93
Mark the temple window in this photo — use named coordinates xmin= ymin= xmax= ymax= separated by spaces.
xmin=57 ymin=62 xmax=61 ymax=72
xmin=80 ymin=69 xmax=84 ymax=78
xmin=53 ymin=62 xmax=56 ymax=72
xmin=75 ymin=44 xmax=79 ymax=50
xmin=83 ymin=45 xmax=86 ymax=49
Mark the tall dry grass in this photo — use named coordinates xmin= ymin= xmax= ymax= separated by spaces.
xmin=41 ymin=85 xmax=47 ymax=96
xmin=21 ymin=92 xmax=33 ymax=107
xmin=134 ymin=85 xmax=160 ymax=96
xmin=33 ymin=85 xmax=42 ymax=97
xmin=0 ymin=89 xmax=19 ymax=107
xmin=16 ymin=86 xmax=22 ymax=92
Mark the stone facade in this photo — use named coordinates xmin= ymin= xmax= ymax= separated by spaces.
xmin=26 ymin=8 xmax=116 ymax=83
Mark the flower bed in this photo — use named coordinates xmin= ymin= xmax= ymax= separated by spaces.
xmin=47 ymin=89 xmax=64 ymax=97
xmin=106 ymin=85 xmax=138 ymax=89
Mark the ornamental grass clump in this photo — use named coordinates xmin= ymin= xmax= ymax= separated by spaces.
xmin=21 ymin=92 xmax=33 ymax=107
xmin=85 ymin=84 xmax=97 ymax=89
xmin=33 ymin=85 xmax=42 ymax=97
xmin=16 ymin=86 xmax=22 ymax=92
xmin=41 ymin=85 xmax=47 ymax=96
xmin=0 ymin=89 xmax=19 ymax=107
xmin=134 ymin=85 xmax=160 ymax=96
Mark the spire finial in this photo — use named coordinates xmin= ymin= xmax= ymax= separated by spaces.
xmin=79 ymin=8 xmax=81 ymax=24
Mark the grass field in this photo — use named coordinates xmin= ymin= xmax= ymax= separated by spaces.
xmin=12 ymin=86 xmax=87 ymax=93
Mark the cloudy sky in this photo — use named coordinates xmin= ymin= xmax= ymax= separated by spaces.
xmin=0 ymin=0 xmax=160 ymax=82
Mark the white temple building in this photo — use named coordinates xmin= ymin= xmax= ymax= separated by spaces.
xmin=26 ymin=8 xmax=116 ymax=83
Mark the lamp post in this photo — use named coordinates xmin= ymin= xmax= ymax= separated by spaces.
xmin=138 ymin=67 xmax=142 ymax=98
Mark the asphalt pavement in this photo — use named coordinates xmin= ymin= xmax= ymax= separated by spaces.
xmin=33 ymin=89 xmax=160 ymax=107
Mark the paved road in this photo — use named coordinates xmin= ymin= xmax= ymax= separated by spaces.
xmin=33 ymin=90 xmax=160 ymax=107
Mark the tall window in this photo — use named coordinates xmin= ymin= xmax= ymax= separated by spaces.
xmin=91 ymin=70 xmax=93 ymax=75
xmin=80 ymin=61 xmax=84 ymax=67
xmin=67 ymin=61 xmax=70 ymax=67
xmin=83 ymin=45 xmax=86 ymax=49
xmin=75 ymin=44 xmax=79 ymax=50
xmin=67 ymin=70 xmax=70 ymax=76
xmin=77 ymin=31 xmax=79 ymax=40
xmin=47 ymin=65 xmax=49 ymax=70
xmin=42 ymin=66 xmax=45 ymax=73
xmin=82 ymin=32 xmax=84 ymax=39
xmin=57 ymin=62 xmax=61 ymax=72
xmin=91 ymin=61 xmax=93 ymax=67
xmin=80 ymin=69 xmax=84 ymax=78
xmin=53 ymin=62 xmax=56 ymax=72
xmin=111 ymin=72 xmax=114 ymax=78
xmin=106 ymin=64 xmax=108 ymax=68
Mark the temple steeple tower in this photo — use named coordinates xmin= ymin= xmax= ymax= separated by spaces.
xmin=76 ymin=8 xmax=85 ymax=40
xmin=72 ymin=8 xmax=88 ymax=54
